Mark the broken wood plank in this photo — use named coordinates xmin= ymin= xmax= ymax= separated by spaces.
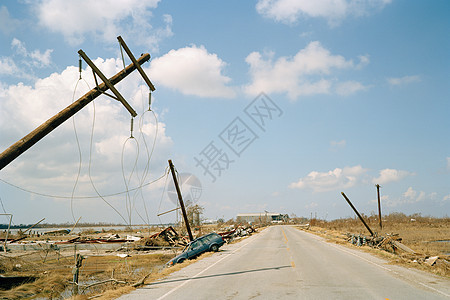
xmin=392 ymin=241 xmax=416 ymax=254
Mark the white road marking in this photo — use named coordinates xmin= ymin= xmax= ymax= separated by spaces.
xmin=156 ymin=234 xmax=260 ymax=300
xmin=300 ymin=229 xmax=450 ymax=298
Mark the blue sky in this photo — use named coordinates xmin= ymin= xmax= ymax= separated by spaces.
xmin=0 ymin=0 xmax=449 ymax=225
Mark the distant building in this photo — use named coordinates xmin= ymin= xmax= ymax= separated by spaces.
xmin=236 ymin=212 xmax=289 ymax=224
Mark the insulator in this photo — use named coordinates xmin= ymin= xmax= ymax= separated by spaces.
xmin=148 ymin=92 xmax=152 ymax=111
xmin=130 ymin=118 xmax=134 ymax=138
xmin=78 ymin=56 xmax=82 ymax=79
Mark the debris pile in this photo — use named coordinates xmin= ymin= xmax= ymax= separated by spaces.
xmin=218 ymin=225 xmax=256 ymax=242
xmin=133 ymin=226 xmax=188 ymax=250
xmin=347 ymin=232 xmax=449 ymax=270
xmin=56 ymin=234 xmax=129 ymax=244
xmin=339 ymin=191 xmax=449 ymax=273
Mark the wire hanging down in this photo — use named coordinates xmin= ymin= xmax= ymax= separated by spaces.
xmin=70 ymin=74 xmax=92 ymax=223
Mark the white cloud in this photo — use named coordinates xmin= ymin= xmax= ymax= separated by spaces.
xmin=383 ymin=187 xmax=433 ymax=207
xmin=0 ymin=38 xmax=53 ymax=81
xmin=289 ymin=165 xmax=367 ymax=192
xmin=403 ymin=186 xmax=417 ymax=199
xmin=0 ymin=57 xmax=20 ymax=76
xmin=335 ymin=81 xmax=367 ymax=96
xmin=11 ymin=38 xmax=53 ymax=68
xmin=256 ymin=0 xmax=392 ymax=26
xmin=0 ymin=58 xmax=173 ymax=223
xmin=244 ymin=41 xmax=368 ymax=100
xmin=372 ymin=168 xmax=413 ymax=185
xmin=33 ymin=0 xmax=171 ymax=51
xmin=387 ymin=75 xmax=421 ymax=86
xmin=330 ymin=139 xmax=346 ymax=149
xmin=149 ymin=45 xmax=236 ymax=98
xmin=0 ymin=6 xmax=20 ymax=34
xmin=443 ymin=194 xmax=450 ymax=202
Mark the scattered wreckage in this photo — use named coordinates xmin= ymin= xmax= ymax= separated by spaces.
xmin=218 ymin=225 xmax=256 ymax=242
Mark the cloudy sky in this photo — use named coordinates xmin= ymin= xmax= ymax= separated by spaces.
xmin=0 ymin=0 xmax=449 ymax=225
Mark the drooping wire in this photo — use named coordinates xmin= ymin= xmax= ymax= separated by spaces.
xmin=129 ymin=88 xmax=159 ymax=226
xmin=132 ymin=88 xmax=159 ymax=224
xmin=121 ymin=134 xmax=140 ymax=225
xmin=0 ymin=195 xmax=7 ymax=214
xmin=87 ymin=94 xmax=129 ymax=225
xmin=157 ymin=169 xmax=170 ymax=226
xmin=0 ymin=195 xmax=15 ymax=226
xmin=70 ymin=68 xmax=91 ymax=223
xmin=119 ymin=42 xmax=126 ymax=71
xmin=0 ymin=174 xmax=167 ymax=199
xmin=119 ymin=87 xmax=159 ymax=227
xmin=0 ymin=75 xmax=163 ymax=226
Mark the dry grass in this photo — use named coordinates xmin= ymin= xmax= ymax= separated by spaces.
xmin=301 ymin=213 xmax=449 ymax=277
xmin=0 ymin=223 xmax=242 ymax=299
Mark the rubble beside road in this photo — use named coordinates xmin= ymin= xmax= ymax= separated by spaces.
xmin=295 ymin=223 xmax=449 ymax=278
xmin=218 ymin=224 xmax=256 ymax=242
xmin=0 ymin=223 xmax=260 ymax=299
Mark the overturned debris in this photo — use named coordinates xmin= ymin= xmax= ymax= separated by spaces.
xmin=133 ymin=226 xmax=189 ymax=250
xmin=346 ymin=232 xmax=449 ymax=271
xmin=218 ymin=225 xmax=256 ymax=242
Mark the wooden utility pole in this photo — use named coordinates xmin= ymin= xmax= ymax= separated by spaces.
xmin=376 ymin=184 xmax=382 ymax=230
xmin=0 ymin=51 xmax=151 ymax=171
xmin=341 ymin=192 xmax=374 ymax=236
xmin=168 ymin=159 xmax=194 ymax=241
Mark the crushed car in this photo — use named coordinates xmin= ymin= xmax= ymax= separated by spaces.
xmin=167 ymin=232 xmax=225 ymax=266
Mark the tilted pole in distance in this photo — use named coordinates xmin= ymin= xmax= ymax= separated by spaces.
xmin=168 ymin=159 xmax=194 ymax=241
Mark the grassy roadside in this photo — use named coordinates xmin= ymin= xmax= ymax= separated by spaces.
xmin=90 ymin=228 xmax=259 ymax=300
xmin=0 ymin=224 xmax=260 ymax=299
xmin=293 ymin=218 xmax=449 ymax=278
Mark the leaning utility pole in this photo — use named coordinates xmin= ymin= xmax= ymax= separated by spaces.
xmin=341 ymin=192 xmax=374 ymax=236
xmin=0 ymin=36 xmax=154 ymax=171
xmin=168 ymin=159 xmax=194 ymax=241
xmin=376 ymin=184 xmax=382 ymax=230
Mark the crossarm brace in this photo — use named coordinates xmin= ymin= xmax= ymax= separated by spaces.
xmin=117 ymin=36 xmax=155 ymax=91
xmin=78 ymin=49 xmax=137 ymax=117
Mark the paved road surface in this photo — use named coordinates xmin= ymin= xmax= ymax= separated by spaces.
xmin=118 ymin=226 xmax=450 ymax=299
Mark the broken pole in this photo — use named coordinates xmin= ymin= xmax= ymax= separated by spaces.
xmin=376 ymin=184 xmax=382 ymax=230
xmin=69 ymin=216 xmax=82 ymax=234
xmin=341 ymin=192 xmax=374 ymax=236
xmin=1 ymin=214 xmax=12 ymax=253
xmin=22 ymin=217 xmax=45 ymax=235
xmin=168 ymin=159 xmax=194 ymax=242
xmin=157 ymin=206 xmax=181 ymax=217
xmin=0 ymin=53 xmax=150 ymax=171
xmin=72 ymin=253 xmax=84 ymax=296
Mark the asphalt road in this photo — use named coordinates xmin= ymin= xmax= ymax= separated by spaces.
xmin=118 ymin=226 xmax=450 ymax=299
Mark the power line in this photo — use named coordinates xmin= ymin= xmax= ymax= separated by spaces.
xmin=0 ymin=172 xmax=167 ymax=200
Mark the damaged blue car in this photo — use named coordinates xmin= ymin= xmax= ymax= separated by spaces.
xmin=167 ymin=232 xmax=225 ymax=266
